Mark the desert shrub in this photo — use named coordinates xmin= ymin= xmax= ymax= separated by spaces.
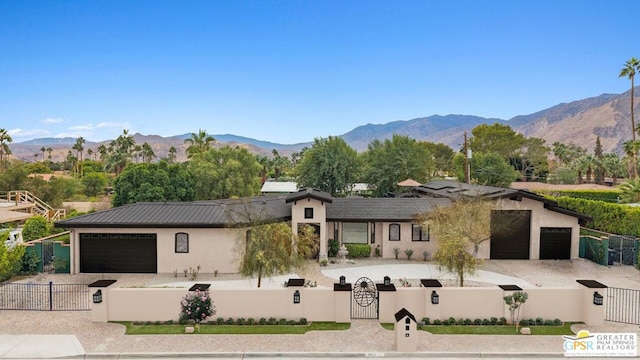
xmin=216 ymin=317 xmax=225 ymax=325
xmin=268 ymin=317 xmax=277 ymax=325
xmin=520 ymin=319 xmax=530 ymax=326
xmin=225 ymin=318 xmax=234 ymax=325
xmin=490 ymin=317 xmax=498 ymax=325
xmin=404 ymin=249 xmax=414 ymax=260
xmin=553 ymin=318 xmax=562 ymax=326
xmin=535 ymin=317 xmax=544 ymax=325
xmin=236 ymin=318 xmax=245 ymax=325
xmin=392 ymin=247 xmax=401 ymax=259
xmin=299 ymin=318 xmax=308 ymax=325
xmin=433 ymin=319 xmax=441 ymax=325
xmin=421 ymin=317 xmax=430 ymax=325
xmin=259 ymin=318 xmax=267 ymax=325
xmin=544 ymin=319 xmax=553 ymax=326
xmin=247 ymin=318 xmax=255 ymax=325
xmin=463 ymin=318 xmax=472 ymax=325
xmin=473 ymin=319 xmax=482 ymax=325
xmin=344 ymin=243 xmax=371 ymax=258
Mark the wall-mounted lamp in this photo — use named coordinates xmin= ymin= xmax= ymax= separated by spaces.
xmin=293 ymin=290 xmax=300 ymax=304
xmin=92 ymin=290 xmax=102 ymax=304
xmin=431 ymin=290 xmax=439 ymax=305
xmin=339 ymin=275 xmax=346 ymax=286
xmin=593 ymin=291 xmax=603 ymax=306
xmin=384 ymin=276 xmax=391 ymax=286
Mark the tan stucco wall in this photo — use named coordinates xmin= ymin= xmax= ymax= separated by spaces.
xmin=290 ymin=198 xmax=328 ymax=259
xmin=70 ymin=227 xmax=241 ymax=274
xmin=380 ymin=222 xmax=438 ymax=260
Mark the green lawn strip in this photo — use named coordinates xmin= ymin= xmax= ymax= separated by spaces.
xmin=380 ymin=323 xmax=578 ymax=335
xmin=115 ymin=321 xmax=350 ymax=335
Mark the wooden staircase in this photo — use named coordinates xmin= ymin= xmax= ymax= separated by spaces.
xmin=0 ymin=190 xmax=66 ymax=222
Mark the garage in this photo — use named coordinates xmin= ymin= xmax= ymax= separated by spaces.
xmin=490 ymin=210 xmax=531 ymax=259
xmin=80 ymin=233 xmax=157 ymax=273
xmin=539 ymin=227 xmax=571 ymax=260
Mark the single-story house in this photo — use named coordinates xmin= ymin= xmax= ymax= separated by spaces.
xmin=55 ymin=181 xmax=591 ymax=274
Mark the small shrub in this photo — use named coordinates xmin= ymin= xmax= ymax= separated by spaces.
xmin=404 ymin=248 xmax=414 ymax=260
xmin=132 ymin=321 xmax=144 ymax=325
xmin=328 ymin=239 xmax=340 ymax=257
xmin=422 ymin=250 xmax=428 ymax=261
xmin=448 ymin=317 xmax=456 ymax=325
xmin=392 ymin=247 xmax=401 ymax=260
xmin=463 ymin=318 xmax=472 ymax=325
xmin=375 ymin=245 xmax=381 ymax=257
xmin=278 ymin=318 xmax=287 ymax=325
xmin=319 ymin=259 xmax=328 ymax=266
xmin=206 ymin=320 xmax=215 ymax=325
xmin=442 ymin=319 xmax=451 ymax=326
xmin=553 ymin=318 xmax=563 ymax=326
xmin=520 ymin=319 xmax=529 ymax=326
xmin=544 ymin=319 xmax=553 ymax=326
xmin=535 ymin=317 xmax=544 ymax=326
xmin=259 ymin=318 xmax=267 ymax=325
xmin=500 ymin=317 xmax=507 ymax=325
xmin=490 ymin=317 xmax=498 ymax=325
xmin=186 ymin=319 xmax=196 ymax=325
xmin=433 ymin=319 xmax=441 ymax=325
xmin=144 ymin=321 xmax=153 ymax=325
xmin=344 ymin=243 xmax=371 ymax=258
xmin=287 ymin=320 xmax=297 ymax=325
xmin=247 ymin=318 xmax=255 ymax=325
xmin=165 ymin=320 xmax=174 ymax=325
xmin=216 ymin=317 xmax=225 ymax=325
xmin=179 ymin=289 xmax=215 ymax=324
xmin=455 ymin=318 xmax=464 ymax=325
xmin=225 ymin=318 xmax=234 ymax=325
xmin=268 ymin=317 xmax=277 ymax=325
xmin=299 ymin=318 xmax=308 ymax=325
xmin=482 ymin=319 xmax=491 ymax=326
xmin=528 ymin=318 xmax=535 ymax=326
xmin=173 ymin=269 xmax=178 ymax=278
xmin=421 ymin=317 xmax=430 ymax=325
xmin=178 ymin=318 xmax=187 ymax=325
xmin=154 ymin=321 xmax=162 ymax=325
xmin=236 ymin=318 xmax=245 ymax=325
xmin=473 ymin=319 xmax=482 ymax=325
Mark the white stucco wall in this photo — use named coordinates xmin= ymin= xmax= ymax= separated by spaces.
xmin=290 ymin=198 xmax=328 ymax=259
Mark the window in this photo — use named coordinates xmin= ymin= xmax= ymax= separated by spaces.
xmin=304 ymin=207 xmax=314 ymax=219
xmin=370 ymin=222 xmax=375 ymax=244
xmin=342 ymin=222 xmax=368 ymax=244
xmin=412 ymin=224 xmax=429 ymax=241
xmin=389 ymin=224 xmax=400 ymax=241
xmin=175 ymin=232 xmax=189 ymax=253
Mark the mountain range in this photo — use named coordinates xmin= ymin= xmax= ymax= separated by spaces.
xmin=10 ymin=88 xmax=639 ymax=162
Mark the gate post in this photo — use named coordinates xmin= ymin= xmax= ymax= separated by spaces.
xmin=88 ymin=280 xmax=117 ymax=322
xmin=577 ymin=280 xmax=607 ymax=326
xmin=48 ymin=281 xmax=53 ymax=311
xmin=334 ymin=278 xmax=351 ymax=323
xmin=377 ymin=280 xmax=396 ymax=323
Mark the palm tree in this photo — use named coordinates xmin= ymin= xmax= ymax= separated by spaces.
xmin=86 ymin=148 xmax=94 ymax=160
xmin=184 ymin=129 xmax=215 ymax=158
xmin=619 ymin=179 xmax=640 ymax=203
xmin=40 ymin=146 xmax=46 ymax=161
xmin=46 ymin=147 xmax=52 ymax=162
xmin=602 ymin=153 xmax=627 ymax=185
xmin=619 ymin=57 xmax=640 ymax=178
xmin=72 ymin=137 xmax=86 ymax=178
xmin=0 ymin=128 xmax=13 ymax=172
xmin=141 ymin=142 xmax=155 ymax=163
xmin=623 ymin=140 xmax=640 ymax=179
xmin=167 ymin=146 xmax=177 ymax=163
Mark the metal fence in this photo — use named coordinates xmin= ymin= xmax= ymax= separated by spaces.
xmin=606 ymin=287 xmax=640 ymax=325
xmin=0 ymin=281 xmax=90 ymax=311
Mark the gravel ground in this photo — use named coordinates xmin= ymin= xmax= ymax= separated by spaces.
xmin=1 ymin=258 xmax=639 ymax=355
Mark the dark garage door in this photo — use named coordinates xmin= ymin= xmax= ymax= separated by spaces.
xmin=539 ymin=227 xmax=571 ymax=260
xmin=490 ymin=210 xmax=531 ymax=259
xmin=80 ymin=233 xmax=157 ymax=273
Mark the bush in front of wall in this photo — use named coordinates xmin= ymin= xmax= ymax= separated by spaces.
xmin=404 ymin=248 xmax=414 ymax=260
xmin=328 ymin=239 xmax=340 ymax=257
xmin=344 ymin=243 xmax=371 ymax=258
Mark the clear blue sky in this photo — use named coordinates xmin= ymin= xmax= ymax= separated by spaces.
xmin=1 ymin=0 xmax=638 ymax=144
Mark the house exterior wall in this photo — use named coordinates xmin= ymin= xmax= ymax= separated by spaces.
xmin=290 ymin=198 xmax=328 ymax=259
xmin=380 ymin=222 xmax=438 ymax=260
xmin=476 ymin=197 xmax=582 ymax=260
xmin=69 ymin=227 xmax=241 ymax=274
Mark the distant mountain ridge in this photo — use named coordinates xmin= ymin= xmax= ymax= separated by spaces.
xmin=10 ymin=88 xmax=640 ymax=160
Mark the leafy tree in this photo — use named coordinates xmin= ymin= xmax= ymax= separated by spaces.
xmin=82 ymin=172 xmax=108 ymax=197
xmin=294 ymin=136 xmax=361 ymax=196
xmin=552 ymin=142 xmax=586 ymax=166
xmin=188 ymin=146 xmax=261 ymax=200
xmin=454 ymin=152 xmax=518 ymax=188
xmin=141 ymin=142 xmax=155 ymax=163
xmin=0 ymin=128 xmax=13 ymax=172
xmin=469 ymin=123 xmax=524 ymax=159
xmin=594 ymin=136 xmax=605 ymax=184
xmin=504 ymin=291 xmax=528 ymax=326
xmin=0 ymin=160 xmax=28 ymax=190
xmin=0 ymin=230 xmax=25 ymax=281
xmin=619 ymin=57 xmax=640 ymax=178
xmin=432 ymin=236 xmax=478 ymax=287
xmin=422 ymin=142 xmax=455 ymax=177
xmin=623 ymin=140 xmax=640 ymax=179
xmin=602 ymin=153 xmax=627 ymax=185
xmin=185 ymin=129 xmax=215 ymax=158
xmin=112 ymin=162 xmax=194 ymax=206
xmin=514 ymin=137 xmax=549 ymax=181
xmin=22 ymin=216 xmax=49 ymax=241
xmin=362 ymin=135 xmax=434 ymax=197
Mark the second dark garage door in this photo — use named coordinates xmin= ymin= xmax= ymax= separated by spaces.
xmin=80 ymin=233 xmax=157 ymax=273
xmin=490 ymin=210 xmax=531 ymax=259
xmin=539 ymin=227 xmax=571 ymax=260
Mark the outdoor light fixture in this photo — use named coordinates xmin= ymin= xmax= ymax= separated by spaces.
xmin=384 ymin=276 xmax=391 ymax=286
xmin=593 ymin=291 xmax=603 ymax=306
xmin=92 ymin=290 xmax=102 ymax=304
xmin=339 ymin=276 xmax=346 ymax=286
xmin=293 ymin=290 xmax=300 ymax=304
xmin=431 ymin=290 xmax=439 ymax=305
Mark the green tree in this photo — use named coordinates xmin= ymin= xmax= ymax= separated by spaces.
xmin=22 ymin=216 xmax=49 ymax=241
xmin=0 ymin=230 xmax=25 ymax=281
xmin=141 ymin=142 xmax=155 ymax=163
xmin=240 ymin=221 xmax=317 ymax=288
xmin=469 ymin=124 xmax=525 ymax=160
xmin=362 ymin=135 xmax=434 ymax=197
xmin=504 ymin=291 xmax=528 ymax=326
xmin=104 ymin=130 xmax=136 ymax=175
xmin=167 ymin=146 xmax=177 ymax=163
xmin=602 ymin=153 xmax=627 ymax=185
xmin=594 ymin=136 xmax=605 ymax=184
xmin=619 ymin=57 xmax=640 ymax=178
xmin=185 ymin=129 xmax=215 ymax=158
xmin=72 ymin=137 xmax=85 ymax=178
xmin=454 ymin=152 xmax=518 ymax=188
xmin=0 ymin=128 xmax=13 ymax=172
xmin=618 ymin=179 xmax=640 ymax=203
xmin=515 ymin=137 xmax=549 ymax=181
xmin=294 ymin=137 xmax=361 ymax=196
xmin=188 ymin=146 xmax=261 ymax=200
xmin=422 ymin=142 xmax=455 ymax=177
xmin=82 ymin=172 xmax=108 ymax=197
xmin=112 ymin=162 xmax=194 ymax=206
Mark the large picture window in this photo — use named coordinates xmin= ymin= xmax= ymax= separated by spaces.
xmin=175 ymin=232 xmax=189 ymax=253
xmin=412 ymin=224 xmax=429 ymax=241
xmin=389 ymin=224 xmax=400 ymax=241
xmin=342 ymin=222 xmax=368 ymax=244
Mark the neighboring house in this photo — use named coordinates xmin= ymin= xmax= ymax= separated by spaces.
xmin=260 ymin=181 xmax=298 ymax=195
xmin=55 ymin=181 xmax=591 ymax=275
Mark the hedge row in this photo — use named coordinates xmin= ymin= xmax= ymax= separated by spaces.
xmin=344 ymin=243 xmax=371 ymax=258
xmin=138 ymin=317 xmax=309 ymax=326
xmin=534 ymin=189 xmax=621 ymax=203
xmin=556 ymin=196 xmax=640 ymax=236
xmin=421 ymin=317 xmax=562 ymax=326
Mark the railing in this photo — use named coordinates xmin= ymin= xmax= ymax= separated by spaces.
xmin=0 ymin=190 xmax=66 ymax=221
xmin=606 ymin=287 xmax=640 ymax=325
xmin=0 ymin=281 xmax=90 ymax=311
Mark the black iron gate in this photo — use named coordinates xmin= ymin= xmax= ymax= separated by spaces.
xmin=607 ymin=236 xmax=637 ymax=266
xmin=351 ymin=277 xmax=378 ymax=319
xmin=0 ymin=281 xmax=90 ymax=311
xmin=606 ymin=287 xmax=640 ymax=325
xmin=42 ymin=239 xmax=55 ymax=273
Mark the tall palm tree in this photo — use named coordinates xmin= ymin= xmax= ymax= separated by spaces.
xmin=619 ymin=57 xmax=640 ymax=178
xmin=40 ymin=146 xmax=46 ymax=161
xmin=623 ymin=140 xmax=640 ymax=179
xmin=184 ymin=129 xmax=215 ymax=158
xmin=0 ymin=128 xmax=13 ymax=172
xmin=141 ymin=142 xmax=155 ymax=163
xmin=619 ymin=179 xmax=640 ymax=203
xmin=46 ymin=147 xmax=52 ymax=162
xmin=602 ymin=153 xmax=627 ymax=185
xmin=72 ymin=137 xmax=86 ymax=178
xmin=167 ymin=146 xmax=177 ymax=163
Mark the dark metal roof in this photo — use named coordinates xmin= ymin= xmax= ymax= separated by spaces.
xmin=285 ymin=188 xmax=333 ymax=204
xmin=55 ymin=195 xmax=292 ymax=228
xmin=326 ymin=197 xmax=452 ymax=221
xmin=394 ymin=308 xmax=417 ymax=323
